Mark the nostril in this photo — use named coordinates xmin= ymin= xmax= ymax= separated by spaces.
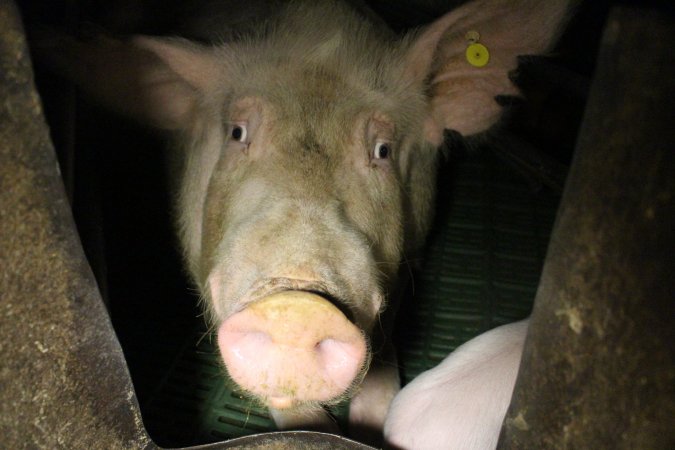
xmin=221 ymin=330 xmax=273 ymax=365
xmin=316 ymin=338 xmax=361 ymax=364
xmin=315 ymin=337 xmax=366 ymax=384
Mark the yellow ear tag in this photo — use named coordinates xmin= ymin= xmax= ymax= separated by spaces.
xmin=466 ymin=42 xmax=489 ymax=67
xmin=464 ymin=31 xmax=489 ymax=68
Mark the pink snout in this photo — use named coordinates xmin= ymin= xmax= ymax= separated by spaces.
xmin=217 ymin=291 xmax=367 ymax=409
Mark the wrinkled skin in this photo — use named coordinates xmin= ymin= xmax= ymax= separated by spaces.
xmin=35 ymin=0 xmax=573 ymax=442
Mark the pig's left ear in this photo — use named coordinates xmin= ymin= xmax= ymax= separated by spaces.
xmin=34 ymin=31 xmax=224 ymax=129
xmin=405 ymin=0 xmax=575 ymax=145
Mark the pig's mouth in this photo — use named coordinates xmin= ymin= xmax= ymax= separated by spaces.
xmin=238 ymin=277 xmax=357 ymax=323
xmin=217 ymin=279 xmax=372 ymax=410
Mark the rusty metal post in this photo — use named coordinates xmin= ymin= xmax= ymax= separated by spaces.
xmin=499 ymin=7 xmax=675 ymax=449
xmin=0 ymin=1 xmax=155 ymax=447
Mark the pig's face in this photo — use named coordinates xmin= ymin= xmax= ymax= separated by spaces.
xmin=191 ymin=63 xmax=438 ymax=408
xmin=201 ymin=69 xmax=434 ymax=328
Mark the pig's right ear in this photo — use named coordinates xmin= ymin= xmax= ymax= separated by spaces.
xmin=35 ymin=32 xmax=223 ymax=129
xmin=404 ymin=0 xmax=574 ymax=146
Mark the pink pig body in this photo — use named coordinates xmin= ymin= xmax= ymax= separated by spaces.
xmin=38 ymin=0 xmax=572 ymax=441
xmin=384 ymin=320 xmax=529 ymax=450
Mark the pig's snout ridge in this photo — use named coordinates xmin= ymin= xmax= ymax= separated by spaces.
xmin=217 ymin=291 xmax=367 ymax=409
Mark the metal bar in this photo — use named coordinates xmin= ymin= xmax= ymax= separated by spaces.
xmin=499 ymin=7 xmax=675 ymax=449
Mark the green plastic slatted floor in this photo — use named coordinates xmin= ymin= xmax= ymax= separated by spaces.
xmin=141 ymin=147 xmax=561 ymax=446
xmin=394 ymin=147 xmax=558 ymax=384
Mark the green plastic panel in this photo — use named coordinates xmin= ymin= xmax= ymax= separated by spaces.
xmin=395 ymin=149 xmax=559 ymax=384
xmin=142 ymin=330 xmax=276 ymax=445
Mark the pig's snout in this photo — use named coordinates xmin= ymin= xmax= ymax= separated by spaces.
xmin=217 ymin=291 xmax=368 ymax=409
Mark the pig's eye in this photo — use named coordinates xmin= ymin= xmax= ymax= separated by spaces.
xmin=230 ymin=124 xmax=247 ymax=143
xmin=373 ymin=142 xmax=391 ymax=160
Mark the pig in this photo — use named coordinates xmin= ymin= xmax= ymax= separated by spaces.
xmin=34 ymin=0 xmax=573 ymax=441
xmin=384 ymin=319 xmax=529 ymax=450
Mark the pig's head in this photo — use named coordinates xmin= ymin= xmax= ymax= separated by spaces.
xmin=175 ymin=13 xmax=439 ymax=407
xmin=45 ymin=0 xmax=572 ymax=411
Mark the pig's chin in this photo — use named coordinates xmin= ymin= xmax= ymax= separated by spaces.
xmin=216 ymin=291 xmax=370 ymax=410
xmin=245 ymin=364 xmax=369 ymax=412
xmin=245 ymin=354 xmax=370 ymax=412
